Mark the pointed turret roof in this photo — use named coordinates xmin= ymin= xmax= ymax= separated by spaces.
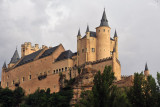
xmin=2 ymin=61 xmax=7 ymax=68
xmin=77 ymin=29 xmax=81 ymax=36
xmin=86 ymin=25 xmax=89 ymax=32
xmin=145 ymin=63 xmax=149 ymax=71
xmin=114 ymin=30 xmax=118 ymax=38
xmin=100 ymin=9 xmax=109 ymax=27
xmin=10 ymin=49 xmax=20 ymax=64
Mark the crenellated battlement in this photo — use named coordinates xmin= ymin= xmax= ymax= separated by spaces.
xmin=21 ymin=42 xmax=48 ymax=57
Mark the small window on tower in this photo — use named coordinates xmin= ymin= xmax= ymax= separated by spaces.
xmin=99 ymin=30 xmax=100 ymax=32
xmin=53 ymin=70 xmax=55 ymax=74
xmin=104 ymin=29 xmax=105 ymax=32
xmin=29 ymin=75 xmax=31 ymax=80
xmin=82 ymin=49 xmax=84 ymax=53
xmin=22 ymin=77 xmax=25 ymax=82
xmin=92 ymin=48 xmax=95 ymax=52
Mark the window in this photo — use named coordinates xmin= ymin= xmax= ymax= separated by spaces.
xmin=104 ymin=29 xmax=105 ymax=32
xmin=65 ymin=67 xmax=67 ymax=71
xmin=56 ymin=69 xmax=58 ymax=73
xmin=7 ymin=82 xmax=8 ymax=87
xmin=99 ymin=30 xmax=100 ymax=32
xmin=7 ymin=75 xmax=9 ymax=79
xmin=92 ymin=48 xmax=95 ymax=52
xmin=62 ymin=68 xmax=64 ymax=72
xmin=82 ymin=49 xmax=84 ymax=53
xmin=13 ymin=80 xmax=14 ymax=84
xmin=53 ymin=70 xmax=56 ymax=74
xmin=22 ymin=77 xmax=25 ymax=82
xmin=29 ymin=75 xmax=31 ymax=80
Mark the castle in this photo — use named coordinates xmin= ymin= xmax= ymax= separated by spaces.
xmin=1 ymin=9 xmax=149 ymax=95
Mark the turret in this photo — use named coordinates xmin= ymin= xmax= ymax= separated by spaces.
xmin=77 ymin=29 xmax=81 ymax=40
xmin=86 ymin=25 xmax=90 ymax=39
xmin=96 ymin=9 xmax=111 ymax=60
xmin=114 ymin=30 xmax=118 ymax=59
xmin=144 ymin=63 xmax=150 ymax=76
xmin=8 ymin=49 xmax=20 ymax=68
xmin=2 ymin=61 xmax=7 ymax=70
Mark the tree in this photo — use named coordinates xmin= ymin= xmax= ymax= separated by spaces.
xmin=78 ymin=65 xmax=130 ymax=107
xmin=13 ymin=87 xmax=25 ymax=106
xmin=0 ymin=88 xmax=14 ymax=107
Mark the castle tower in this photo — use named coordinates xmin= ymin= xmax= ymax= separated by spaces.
xmin=96 ymin=9 xmax=111 ymax=60
xmin=77 ymin=29 xmax=81 ymax=65
xmin=144 ymin=63 xmax=150 ymax=76
xmin=1 ymin=61 xmax=7 ymax=87
xmin=21 ymin=42 xmax=40 ymax=57
xmin=8 ymin=49 xmax=20 ymax=68
xmin=114 ymin=30 xmax=118 ymax=59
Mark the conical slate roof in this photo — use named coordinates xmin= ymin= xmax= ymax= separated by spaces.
xmin=3 ymin=61 xmax=7 ymax=68
xmin=145 ymin=63 xmax=149 ymax=71
xmin=86 ymin=25 xmax=89 ymax=32
xmin=100 ymin=9 xmax=109 ymax=27
xmin=77 ymin=29 xmax=81 ymax=36
xmin=114 ymin=30 xmax=118 ymax=37
xmin=10 ymin=49 xmax=20 ymax=64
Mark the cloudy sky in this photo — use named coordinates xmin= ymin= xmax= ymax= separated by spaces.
xmin=0 ymin=0 xmax=160 ymax=79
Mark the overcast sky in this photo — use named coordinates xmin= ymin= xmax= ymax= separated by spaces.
xmin=0 ymin=0 xmax=160 ymax=80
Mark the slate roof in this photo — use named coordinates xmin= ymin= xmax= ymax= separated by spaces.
xmin=3 ymin=62 xmax=7 ymax=68
xmin=56 ymin=50 xmax=73 ymax=62
xmin=72 ymin=52 xmax=77 ymax=56
xmin=86 ymin=25 xmax=89 ymax=32
xmin=145 ymin=63 xmax=149 ymax=71
xmin=100 ymin=9 xmax=109 ymax=27
xmin=39 ymin=46 xmax=59 ymax=59
xmin=114 ymin=30 xmax=118 ymax=37
xmin=10 ymin=49 xmax=20 ymax=64
xmin=90 ymin=31 xmax=96 ymax=37
xmin=16 ymin=49 xmax=43 ymax=67
xmin=77 ymin=29 xmax=81 ymax=36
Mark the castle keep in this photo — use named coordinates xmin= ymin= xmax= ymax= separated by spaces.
xmin=1 ymin=10 xmax=121 ymax=94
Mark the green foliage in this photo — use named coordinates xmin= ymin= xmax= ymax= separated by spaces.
xmin=0 ymin=87 xmax=25 ymax=107
xmin=25 ymin=87 xmax=73 ymax=107
xmin=77 ymin=65 xmax=130 ymax=107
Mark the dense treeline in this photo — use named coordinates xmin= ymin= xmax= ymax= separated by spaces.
xmin=76 ymin=66 xmax=160 ymax=107
xmin=0 ymin=86 xmax=73 ymax=107
xmin=0 ymin=66 xmax=160 ymax=107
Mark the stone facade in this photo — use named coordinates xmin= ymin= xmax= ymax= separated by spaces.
xmin=1 ymin=9 xmax=122 ymax=94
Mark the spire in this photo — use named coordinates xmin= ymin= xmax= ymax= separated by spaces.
xmin=10 ymin=49 xmax=20 ymax=64
xmin=145 ymin=63 xmax=149 ymax=71
xmin=3 ymin=61 xmax=7 ymax=68
xmin=77 ymin=28 xmax=81 ymax=36
xmin=86 ymin=25 xmax=89 ymax=32
xmin=100 ymin=8 xmax=109 ymax=27
xmin=114 ymin=30 xmax=118 ymax=38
